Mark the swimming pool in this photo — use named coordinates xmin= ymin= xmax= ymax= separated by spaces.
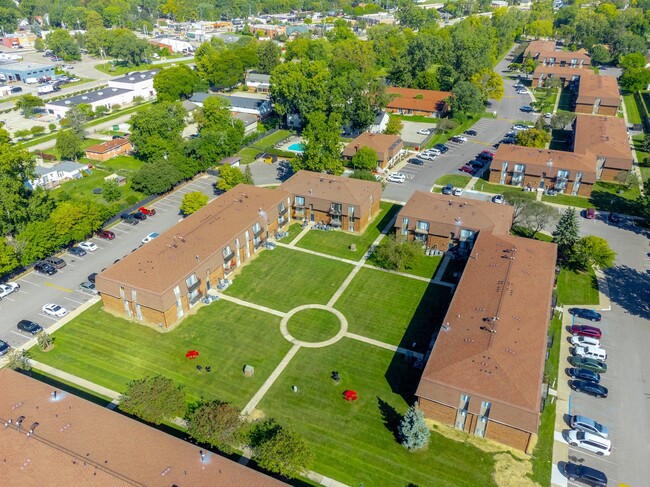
xmin=287 ymin=142 xmax=305 ymax=153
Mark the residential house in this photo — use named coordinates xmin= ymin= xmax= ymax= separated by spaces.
xmin=85 ymin=137 xmax=133 ymax=162
xmin=395 ymin=191 xmax=514 ymax=254
xmin=572 ymin=115 xmax=633 ymax=181
xmin=279 ymin=171 xmax=382 ymax=232
xmin=246 ymin=72 xmax=271 ymax=93
xmin=249 ymin=24 xmax=286 ymax=38
xmin=386 ymin=87 xmax=451 ymax=118
xmin=531 ymin=64 xmax=587 ymax=88
xmin=341 ymin=132 xmax=404 ymax=170
xmin=218 ymin=94 xmax=272 ymax=118
xmin=369 ymin=111 xmax=389 ymax=134
xmin=575 ymin=74 xmax=620 ymax=116
xmin=525 ymin=40 xmax=590 ymax=68
xmin=30 ymin=161 xmax=88 ymax=189
xmin=234 ymin=112 xmax=259 ymax=134
xmin=0 ymin=369 xmax=287 ymax=486
xmin=489 ymin=145 xmax=597 ymax=197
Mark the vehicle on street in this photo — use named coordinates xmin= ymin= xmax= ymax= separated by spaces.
xmin=78 ymin=241 xmax=98 ymax=252
xmin=460 ymin=164 xmax=475 ymax=174
xmin=434 ymin=144 xmax=449 ymax=153
xmin=426 ymin=148 xmax=442 ymax=156
xmin=492 ymin=194 xmax=505 ymax=204
xmin=608 ymin=212 xmax=621 ymax=224
xmin=442 ymin=184 xmax=453 ymax=195
xmin=570 ymin=415 xmax=609 ymax=438
xmin=34 ymin=261 xmax=57 ymax=275
xmin=505 ymin=130 xmax=517 ymax=138
xmin=43 ymin=256 xmax=66 ymax=269
xmin=386 ymin=172 xmax=406 ymax=183
xmin=131 ymin=211 xmax=147 ymax=221
xmin=569 ymin=308 xmax=602 ymax=321
xmin=417 ymin=128 xmax=435 ymax=135
xmin=88 ymin=273 xmax=97 ymax=284
xmin=408 ymin=158 xmax=424 ymax=165
xmin=142 ymin=232 xmax=160 ymax=244
xmin=121 ymin=213 xmax=139 ymax=225
xmin=0 ymin=339 xmax=10 ymax=356
xmin=78 ymin=281 xmax=98 ymax=295
xmin=566 ymin=430 xmax=611 ymax=455
xmin=561 ymin=463 xmax=607 ymax=487
xmin=17 ymin=320 xmax=43 ymax=335
xmin=571 ymin=324 xmax=602 ymax=339
xmin=573 ymin=345 xmax=607 ymax=361
xmin=37 ymin=84 xmax=55 ymax=95
xmin=10 ymin=86 xmax=22 ymax=93
xmin=584 ymin=208 xmax=596 ymax=219
xmin=570 ymin=356 xmax=607 ymax=373
xmin=569 ymin=380 xmax=608 ymax=398
xmin=42 ymin=303 xmax=68 ymax=318
xmin=452 ymin=187 xmax=463 ymax=196
xmin=520 ymin=105 xmax=534 ymax=112
xmin=567 ymin=368 xmax=600 ymax=383
xmin=570 ymin=336 xmax=600 ymax=348
xmin=68 ymin=246 xmax=87 ymax=257
xmin=97 ymin=230 xmax=115 ymax=240
xmin=516 ymin=88 xmax=528 ymax=95
xmin=450 ymin=135 xmax=468 ymax=143
xmin=0 ymin=281 xmax=20 ymax=299
xmin=464 ymin=130 xmax=477 ymax=136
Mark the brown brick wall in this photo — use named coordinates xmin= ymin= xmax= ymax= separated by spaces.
xmin=418 ymin=398 xmax=457 ymax=424
xmin=488 ymin=169 xmax=594 ymax=197
xmin=485 ymin=420 xmax=532 ymax=451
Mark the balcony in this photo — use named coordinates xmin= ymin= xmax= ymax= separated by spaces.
xmin=223 ymin=251 xmax=235 ymax=263
xmin=187 ymin=279 xmax=201 ymax=293
xmin=253 ymin=227 xmax=264 ymax=238
xmin=329 ymin=218 xmax=342 ymax=228
xmin=279 ymin=206 xmax=288 ymax=216
xmin=329 ymin=207 xmax=342 ymax=217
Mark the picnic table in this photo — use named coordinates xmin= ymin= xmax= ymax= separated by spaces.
xmin=343 ymin=390 xmax=358 ymax=401
xmin=185 ymin=350 xmax=199 ymax=360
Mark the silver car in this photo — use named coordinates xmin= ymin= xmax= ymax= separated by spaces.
xmin=570 ymin=415 xmax=609 ymax=438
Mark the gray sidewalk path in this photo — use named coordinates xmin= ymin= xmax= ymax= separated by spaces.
xmin=275 ymin=240 xmax=358 ymax=265
xmin=288 ymin=224 xmax=311 ymax=246
xmin=217 ymin=293 xmax=286 ymax=317
xmin=346 ymin=332 xmax=423 ymax=359
xmin=29 ymin=359 xmax=120 ymax=400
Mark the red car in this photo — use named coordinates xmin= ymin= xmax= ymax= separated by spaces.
xmin=460 ymin=164 xmax=475 ymax=174
xmin=584 ymin=208 xmax=596 ymax=219
xmin=97 ymin=230 xmax=115 ymax=240
xmin=570 ymin=324 xmax=602 ymax=339
xmin=138 ymin=206 xmax=156 ymax=216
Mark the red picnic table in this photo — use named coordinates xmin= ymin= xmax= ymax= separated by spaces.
xmin=343 ymin=390 xmax=358 ymax=401
xmin=185 ymin=350 xmax=199 ymax=360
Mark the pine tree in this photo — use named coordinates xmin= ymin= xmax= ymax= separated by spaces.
xmin=243 ymin=164 xmax=255 ymax=185
xmin=398 ymin=405 xmax=430 ymax=451
xmin=552 ymin=208 xmax=580 ymax=264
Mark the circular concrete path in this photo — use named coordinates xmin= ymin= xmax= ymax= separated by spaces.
xmin=280 ymin=304 xmax=348 ymax=348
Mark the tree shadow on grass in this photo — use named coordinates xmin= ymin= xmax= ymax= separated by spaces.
xmin=377 ymin=396 xmax=403 ymax=443
xmin=604 ymin=265 xmax=650 ymax=320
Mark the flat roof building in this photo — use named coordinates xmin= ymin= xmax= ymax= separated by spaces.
xmin=45 ymin=87 xmax=135 ymax=119
xmin=0 ymin=60 xmax=54 ymax=83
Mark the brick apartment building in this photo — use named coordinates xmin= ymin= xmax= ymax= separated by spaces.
xmin=575 ymin=74 xmax=620 ymax=116
xmin=489 ymin=145 xmax=598 ymax=197
xmin=342 ymin=132 xmax=404 ymax=170
xmin=385 ymin=87 xmax=451 ymax=118
xmin=526 ymin=40 xmax=592 ymax=88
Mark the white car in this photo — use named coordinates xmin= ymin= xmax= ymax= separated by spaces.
xmin=0 ymin=281 xmax=20 ymax=299
xmin=544 ymin=112 xmax=553 ymax=119
xmin=417 ymin=128 xmax=434 ymax=135
xmin=142 ymin=232 xmax=160 ymax=244
xmin=492 ymin=194 xmax=505 ymax=204
xmin=516 ymin=89 xmax=528 ymax=95
xmin=512 ymin=124 xmax=531 ymax=131
xmin=427 ymin=148 xmax=442 ymax=156
xmin=570 ymin=336 xmax=600 ymax=348
xmin=566 ymin=430 xmax=612 ymax=456
xmin=418 ymin=152 xmax=436 ymax=161
xmin=452 ymin=187 xmax=463 ymax=197
xmin=42 ymin=303 xmax=68 ymax=318
xmin=573 ymin=344 xmax=607 ymax=361
xmin=386 ymin=172 xmax=406 ymax=183
xmin=78 ymin=241 xmax=98 ymax=252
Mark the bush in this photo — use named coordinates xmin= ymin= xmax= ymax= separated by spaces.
xmin=125 ymin=195 xmax=138 ymax=205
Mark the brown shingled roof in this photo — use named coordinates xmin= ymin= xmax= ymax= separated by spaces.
xmin=573 ymin=115 xmax=633 ymax=170
xmin=533 ymin=65 xmax=591 ymax=78
xmin=85 ymin=137 xmax=132 ymax=154
xmin=386 ymin=87 xmax=451 ymax=113
xmin=279 ymin=170 xmax=381 ymax=207
xmin=0 ymin=369 xmax=286 ymax=486
xmin=576 ymin=74 xmax=620 ymax=107
xmin=341 ymin=132 xmax=402 ymax=158
xmin=417 ymin=233 xmax=557 ymax=433
xmin=524 ymin=40 xmax=557 ymax=58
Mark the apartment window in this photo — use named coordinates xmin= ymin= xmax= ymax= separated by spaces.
xmin=222 ymin=245 xmax=234 ymax=260
xmin=244 ymin=230 xmax=250 ymax=258
xmin=402 ymin=217 xmax=409 ymax=236
xmin=556 ymin=169 xmax=569 ymax=192
xmin=455 ymin=394 xmax=470 ymax=430
xmin=348 ymin=206 xmax=355 ymax=232
xmin=253 ymin=222 xmax=262 ymax=236
xmin=295 ymin=195 xmax=305 ymax=207
xmin=278 ymin=201 xmax=287 ymax=215
xmin=330 ymin=203 xmax=342 ymax=215
xmin=416 ymin=221 xmax=429 ymax=233
xmin=512 ymin=163 xmax=525 ymax=186
xmin=174 ymin=286 xmax=183 ymax=319
xmin=185 ymin=274 xmax=199 ymax=291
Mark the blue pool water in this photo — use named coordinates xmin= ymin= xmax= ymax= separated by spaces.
xmin=287 ymin=142 xmax=305 ymax=152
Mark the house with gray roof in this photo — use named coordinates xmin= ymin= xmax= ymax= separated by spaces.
xmin=30 ymin=161 xmax=89 ymax=189
xmin=245 ymin=72 xmax=271 ymax=93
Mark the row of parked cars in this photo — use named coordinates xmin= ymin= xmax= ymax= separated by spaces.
xmin=562 ymin=307 xmax=610 ymax=487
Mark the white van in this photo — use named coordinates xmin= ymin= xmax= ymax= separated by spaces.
xmin=574 ymin=345 xmax=607 ymax=361
xmin=25 ymin=77 xmax=38 ymax=84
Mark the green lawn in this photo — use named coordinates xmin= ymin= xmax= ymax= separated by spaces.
xmin=434 ymin=174 xmax=472 ymax=189
xmin=37 ymin=137 xmax=104 ymax=158
xmin=590 ymin=179 xmax=642 ymax=215
xmin=94 ymin=154 xmax=144 ymax=173
xmin=334 ymin=267 xmax=452 ymax=353
xmin=632 ymin=134 xmax=650 ymax=183
xmin=425 ymin=114 xmax=483 ymax=148
xmin=95 ymin=59 xmax=191 ymax=75
xmin=296 ymin=202 xmax=400 ymax=260
xmin=541 ymin=192 xmax=591 ymax=208
xmin=556 ymin=267 xmax=599 ymax=305
xmin=238 ymin=147 xmax=260 ymax=164
xmin=280 ymin=222 xmax=302 ymax=243
xmin=286 ymin=308 xmax=342 ymax=342
xmin=393 ymin=114 xmax=439 ymax=124
xmin=472 ymin=178 xmax=538 ymax=199
xmin=251 ymin=130 xmax=292 ymax=150
xmin=29 ymin=301 xmax=292 ymax=409
xmin=532 ymin=87 xmax=558 ymax=113
xmin=623 ymin=93 xmax=642 ymax=125
xmin=224 ymin=246 xmax=354 ymax=312
xmin=258 ymin=339 xmax=498 ymax=487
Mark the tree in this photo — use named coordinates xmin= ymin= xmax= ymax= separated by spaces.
xmin=522 ymin=58 xmax=537 ymax=79
xmin=243 ymin=165 xmax=254 ymax=185
xmin=180 ymin=191 xmax=208 ymax=215
xmin=0 ymin=239 xmax=18 ymax=275
xmin=102 ymin=179 xmax=121 ymax=202
xmin=131 ymin=159 xmax=183 ymax=194
xmin=55 ymin=131 xmax=83 ymax=160
xmin=384 ymin=115 xmax=403 ymax=135
xmin=153 ymin=65 xmax=198 ymax=102
xmin=350 ymin=146 xmax=378 ymax=171
xmin=110 ymin=31 xmax=149 ymax=66
xmin=294 ymin=112 xmax=344 ymax=175
xmin=250 ymin=419 xmax=313 ymax=479
xmin=450 ymin=82 xmax=484 ymax=115
xmin=589 ymin=45 xmax=611 ymax=65
xmin=574 ymin=236 xmax=616 ymax=270
xmin=36 ymin=330 xmax=53 ymax=351
xmin=34 ymin=37 xmax=45 ymax=51
xmin=30 ymin=126 xmax=45 ymax=136
xmin=619 ymin=67 xmax=650 ymax=92
xmin=187 ymin=400 xmax=244 ymax=453
xmin=216 ymin=164 xmax=244 ymax=192
xmin=15 ymin=94 xmax=44 ymax=117
xmin=45 ymin=29 xmax=81 ymax=60
xmin=129 ymin=102 xmax=186 ymax=161
xmin=5 ymin=349 xmax=31 ymax=371
xmin=62 ymin=106 xmax=88 ymax=139
xmin=399 ymin=404 xmax=430 ymax=451
xmin=470 ymin=68 xmax=504 ymax=101
xmin=372 ymin=234 xmax=421 ymax=271
xmin=620 ymin=52 xmax=647 ymax=70
xmin=257 ymin=40 xmax=281 ymax=74
xmin=550 ymin=112 xmax=575 ymax=130
xmin=14 ymin=129 xmax=31 ymax=140
xmin=119 ymin=375 xmax=186 ymax=425
xmin=516 ymin=128 xmax=551 ymax=148
xmin=518 ymin=201 xmax=559 ymax=237
xmin=553 ymin=208 xmax=580 ymax=264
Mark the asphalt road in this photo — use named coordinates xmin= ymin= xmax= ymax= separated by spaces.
xmin=0 ymin=175 xmax=218 ymax=350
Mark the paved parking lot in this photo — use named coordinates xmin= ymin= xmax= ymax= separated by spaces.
xmin=0 ymin=175 xmax=218 ymax=349
xmin=400 ymin=120 xmax=435 ymax=145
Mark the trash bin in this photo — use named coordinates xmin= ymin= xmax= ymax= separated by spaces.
xmin=112 ymin=125 xmax=119 ymax=131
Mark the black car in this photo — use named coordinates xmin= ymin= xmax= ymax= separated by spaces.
xmin=501 ymin=137 xmax=517 ymax=144
xmin=120 ymin=213 xmax=139 ymax=225
xmin=0 ymin=339 xmax=9 ymax=356
xmin=569 ymin=308 xmax=602 ymax=322
xmin=608 ymin=212 xmax=621 ymax=224
xmin=34 ymin=261 xmax=57 ymax=275
xmin=569 ymin=380 xmax=608 ymax=398
xmin=408 ymin=158 xmax=424 ymax=165
xmin=17 ymin=320 xmax=43 ymax=335
xmin=68 ymin=246 xmax=87 ymax=257
xmin=88 ymin=272 xmax=97 ymax=283
xmin=567 ymin=367 xmax=600 ymax=383
xmin=112 ymin=135 xmax=124 ymax=140
xmin=131 ymin=211 xmax=147 ymax=220
xmin=434 ymin=143 xmax=449 ymax=153
xmin=562 ymin=463 xmax=607 ymax=487
xmin=464 ymin=129 xmax=477 ymax=136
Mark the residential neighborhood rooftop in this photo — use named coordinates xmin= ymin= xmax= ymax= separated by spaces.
xmin=46 ymin=87 xmax=132 ymax=107
xmin=33 ymin=160 xmax=87 ymax=176
xmin=576 ymin=74 xmax=620 ymax=107
xmin=279 ymin=170 xmax=382 ymax=207
xmin=386 ymin=87 xmax=451 ymax=113
xmin=85 ymin=137 xmax=131 ymax=154
xmin=110 ymin=69 xmax=159 ymax=84
xmin=341 ymin=132 xmax=402 ymax=157
xmin=573 ymin=115 xmax=634 ymax=169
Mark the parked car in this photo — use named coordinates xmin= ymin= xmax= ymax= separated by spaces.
xmin=434 ymin=144 xmax=449 ymax=153
xmin=492 ymin=194 xmax=505 ymax=204
xmin=68 ymin=246 xmax=87 ymax=257
xmin=426 ymin=148 xmax=442 ymax=156
xmin=34 ymin=261 xmax=57 ymax=275
xmin=569 ymin=308 xmax=602 ymax=321
xmin=97 ymin=230 xmax=115 ymax=240
xmin=570 ymin=415 xmax=609 ymax=438
xmin=452 ymin=187 xmax=463 ymax=196
xmin=42 ymin=303 xmax=68 ymax=318
xmin=408 ymin=158 xmax=424 ymax=165
xmin=417 ymin=128 xmax=434 ymax=135
xmin=608 ymin=212 xmax=621 ymax=224
xmin=17 ymin=319 xmax=43 ymax=335
xmin=544 ymin=112 xmax=553 ymax=119
xmin=418 ymin=152 xmax=436 ymax=161
xmin=584 ymin=208 xmax=596 ymax=219
xmin=442 ymin=184 xmax=454 ymax=195
xmin=138 ymin=206 xmax=156 ymax=216
xmin=78 ymin=281 xmax=98 ymax=295
xmin=131 ymin=211 xmax=147 ymax=221
xmin=387 ymin=172 xmax=406 ymax=183
xmin=0 ymin=339 xmax=10 ymax=356
xmin=569 ymin=380 xmax=608 ymax=398
xmin=561 ymin=463 xmax=607 ymax=487
xmin=570 ymin=336 xmax=600 ymax=348
xmin=87 ymin=273 xmax=97 ymax=284
xmin=516 ymin=88 xmax=528 ymax=95
xmin=79 ymin=241 xmax=98 ymax=252
xmin=566 ymin=430 xmax=611 ymax=455
xmin=520 ymin=105 xmax=534 ymax=112
xmin=464 ymin=129 xmax=478 ymax=136
xmin=571 ymin=324 xmax=602 ymax=339
xmin=10 ymin=86 xmax=22 ymax=93
xmin=43 ymin=256 xmax=66 ymax=269
xmin=573 ymin=345 xmax=607 ymax=361
xmin=505 ymin=130 xmax=517 ymax=138
xmin=478 ymin=150 xmax=495 ymax=161
xmin=570 ymin=356 xmax=607 ymax=373
xmin=567 ymin=368 xmax=601 ymax=383
xmin=501 ymin=137 xmax=517 ymax=144
xmin=450 ymin=135 xmax=468 ymax=143
xmin=121 ymin=213 xmax=139 ymax=225
xmin=460 ymin=164 xmax=475 ymax=174
xmin=142 ymin=232 xmax=159 ymax=244
xmin=0 ymin=281 xmax=20 ymax=299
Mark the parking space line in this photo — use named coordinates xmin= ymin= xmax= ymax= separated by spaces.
xmin=38 ymin=313 xmax=59 ymax=321
xmin=10 ymin=330 xmax=28 ymax=339
xmin=18 ymin=278 xmax=40 ymax=286
xmin=3 ymin=296 xmax=15 ymax=301
xmin=64 ymin=297 xmax=85 ymax=306
xmin=567 ymin=447 xmax=617 ymax=464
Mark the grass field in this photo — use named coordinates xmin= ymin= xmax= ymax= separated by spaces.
xmin=589 ymin=179 xmax=642 ymax=215
xmin=532 ymin=87 xmax=558 ymax=113
xmin=623 ymin=93 xmax=642 ymax=125
xmin=472 ymin=178 xmax=538 ymax=199
xmin=296 ymin=203 xmax=400 ymax=260
xmin=258 ymin=340 xmax=498 ymax=487
xmin=286 ymin=308 xmax=342 ymax=342
xmin=434 ymin=174 xmax=472 ymax=189
xmin=557 ymin=267 xmax=599 ymax=305
xmin=224 ymin=247 xmax=353 ymax=312
xmin=334 ymin=268 xmax=452 ymax=353
xmin=94 ymin=154 xmax=144 ymax=173
xmin=29 ymin=301 xmax=291 ymax=408
xmin=632 ymin=134 xmax=650 ymax=183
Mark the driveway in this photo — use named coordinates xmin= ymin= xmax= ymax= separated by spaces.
xmin=401 ymin=121 xmax=435 ymax=145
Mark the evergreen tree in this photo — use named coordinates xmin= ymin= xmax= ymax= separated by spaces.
xmin=552 ymin=208 xmax=580 ymax=264
xmin=398 ymin=404 xmax=430 ymax=451
xmin=243 ymin=164 xmax=255 ymax=185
